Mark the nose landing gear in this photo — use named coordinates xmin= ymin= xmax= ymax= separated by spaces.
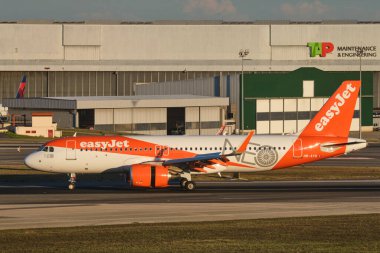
xmin=68 ymin=173 xmax=76 ymax=190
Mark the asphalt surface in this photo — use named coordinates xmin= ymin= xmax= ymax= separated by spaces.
xmin=1 ymin=142 xmax=379 ymax=167
xmin=0 ymin=180 xmax=380 ymax=230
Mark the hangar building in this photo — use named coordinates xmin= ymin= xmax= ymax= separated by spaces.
xmin=3 ymin=95 xmax=228 ymax=135
xmin=0 ymin=21 xmax=379 ymax=134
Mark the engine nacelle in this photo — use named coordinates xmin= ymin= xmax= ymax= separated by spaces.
xmin=129 ymin=164 xmax=170 ymax=188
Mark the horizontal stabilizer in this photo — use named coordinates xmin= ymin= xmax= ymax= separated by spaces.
xmin=321 ymin=141 xmax=366 ymax=148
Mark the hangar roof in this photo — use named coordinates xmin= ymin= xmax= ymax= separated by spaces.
xmin=3 ymin=95 xmax=229 ymax=110
xmin=2 ymin=20 xmax=380 ymax=24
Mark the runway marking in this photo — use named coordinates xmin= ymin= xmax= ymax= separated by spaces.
xmin=328 ymin=157 xmax=373 ymax=160
xmin=0 ymin=185 xmax=53 ymax=188
xmin=0 ymin=147 xmax=36 ymax=149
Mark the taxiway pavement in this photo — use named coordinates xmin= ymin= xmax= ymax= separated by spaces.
xmin=0 ymin=180 xmax=380 ymax=230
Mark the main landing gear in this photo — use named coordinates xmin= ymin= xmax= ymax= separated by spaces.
xmin=179 ymin=173 xmax=196 ymax=191
xmin=68 ymin=173 xmax=76 ymax=190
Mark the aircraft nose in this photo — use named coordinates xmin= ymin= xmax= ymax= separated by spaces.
xmin=24 ymin=153 xmax=37 ymax=169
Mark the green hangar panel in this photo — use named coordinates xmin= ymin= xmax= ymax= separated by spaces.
xmin=242 ymin=68 xmax=373 ymax=133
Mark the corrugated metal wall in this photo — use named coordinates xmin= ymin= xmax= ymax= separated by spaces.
xmin=94 ymin=107 xmax=167 ymax=135
xmin=0 ymin=71 xmax=228 ymax=103
xmin=135 ymin=73 xmax=239 ymax=120
xmin=93 ymin=106 xmax=221 ymax=135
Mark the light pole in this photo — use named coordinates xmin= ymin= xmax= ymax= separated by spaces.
xmin=239 ymin=49 xmax=249 ymax=134
xmin=356 ymin=48 xmax=364 ymax=139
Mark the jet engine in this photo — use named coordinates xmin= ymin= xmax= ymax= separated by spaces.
xmin=129 ymin=164 xmax=170 ymax=188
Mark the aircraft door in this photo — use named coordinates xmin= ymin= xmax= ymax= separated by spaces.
xmin=66 ymin=140 xmax=77 ymax=160
xmin=155 ymin=145 xmax=169 ymax=157
xmin=293 ymin=138 xmax=303 ymax=158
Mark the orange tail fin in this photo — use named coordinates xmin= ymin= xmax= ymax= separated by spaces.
xmin=300 ymin=80 xmax=360 ymax=138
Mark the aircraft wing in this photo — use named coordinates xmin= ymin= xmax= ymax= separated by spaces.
xmin=159 ymin=131 xmax=254 ymax=173
xmin=162 ymin=152 xmax=221 ymax=166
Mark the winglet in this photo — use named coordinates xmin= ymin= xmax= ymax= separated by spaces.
xmin=236 ymin=130 xmax=254 ymax=153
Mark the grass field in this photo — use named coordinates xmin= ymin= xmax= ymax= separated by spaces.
xmin=0 ymin=214 xmax=379 ymax=253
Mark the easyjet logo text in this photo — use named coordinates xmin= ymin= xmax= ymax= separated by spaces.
xmin=79 ymin=140 xmax=129 ymax=149
xmin=307 ymin=42 xmax=334 ymax=57
xmin=315 ymin=83 xmax=356 ymax=132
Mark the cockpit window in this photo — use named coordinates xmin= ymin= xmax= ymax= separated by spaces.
xmin=49 ymin=147 xmax=54 ymax=152
xmin=42 ymin=147 xmax=48 ymax=152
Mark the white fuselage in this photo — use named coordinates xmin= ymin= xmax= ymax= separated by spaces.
xmin=24 ymin=134 xmax=367 ymax=175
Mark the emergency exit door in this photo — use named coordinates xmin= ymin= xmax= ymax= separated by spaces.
xmin=66 ymin=140 xmax=77 ymax=160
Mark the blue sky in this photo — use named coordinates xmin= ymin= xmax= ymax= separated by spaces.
xmin=0 ymin=0 xmax=379 ymax=22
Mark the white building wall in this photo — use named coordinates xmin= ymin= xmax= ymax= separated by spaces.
xmin=132 ymin=108 xmax=166 ymax=123
xmin=0 ymin=23 xmax=378 ymax=71
xmin=114 ymin=109 xmax=132 ymax=124
xmin=0 ymin=24 xmax=63 ymax=60
xmin=100 ymin=25 xmax=270 ymax=61
xmin=95 ymin=109 xmax=113 ymax=124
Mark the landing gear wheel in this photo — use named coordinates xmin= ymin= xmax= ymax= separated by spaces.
xmin=180 ymin=178 xmax=188 ymax=188
xmin=184 ymin=181 xmax=196 ymax=191
xmin=68 ymin=173 xmax=76 ymax=191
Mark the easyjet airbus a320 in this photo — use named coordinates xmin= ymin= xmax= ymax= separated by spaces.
xmin=25 ymin=81 xmax=367 ymax=190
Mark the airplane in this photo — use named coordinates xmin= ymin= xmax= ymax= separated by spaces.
xmin=16 ymin=75 xmax=27 ymax=99
xmin=24 ymin=80 xmax=367 ymax=191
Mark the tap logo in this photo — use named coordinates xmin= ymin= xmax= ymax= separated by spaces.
xmin=307 ymin=42 xmax=334 ymax=57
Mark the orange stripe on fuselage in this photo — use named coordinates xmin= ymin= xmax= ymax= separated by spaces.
xmin=45 ymin=136 xmax=195 ymax=160
xmin=45 ymin=136 xmax=257 ymax=170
